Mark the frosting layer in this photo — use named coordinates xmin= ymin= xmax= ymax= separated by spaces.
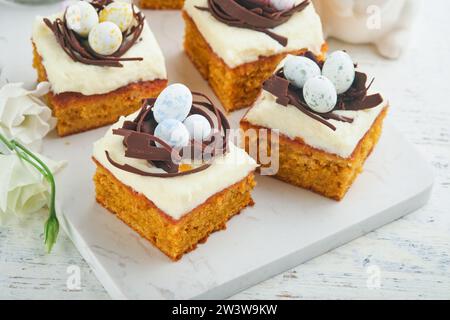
xmin=32 ymin=14 xmax=167 ymax=95
xmin=93 ymin=112 xmax=257 ymax=220
xmin=244 ymin=90 xmax=387 ymax=158
xmin=184 ymin=0 xmax=324 ymax=68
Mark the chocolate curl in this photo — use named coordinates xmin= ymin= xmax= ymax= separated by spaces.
xmin=263 ymin=75 xmax=290 ymax=106
xmin=43 ymin=4 xmax=144 ymax=68
xmin=196 ymin=0 xmax=310 ymax=46
xmin=105 ymin=91 xmax=231 ymax=178
xmin=339 ymin=72 xmax=383 ymax=110
xmin=105 ymin=151 xmax=212 ymax=178
xmin=262 ymin=51 xmax=383 ymax=131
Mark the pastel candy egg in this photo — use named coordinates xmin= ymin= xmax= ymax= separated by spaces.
xmin=322 ymin=51 xmax=355 ymax=94
xmin=99 ymin=2 xmax=134 ymax=33
xmin=270 ymin=0 xmax=296 ymax=11
xmin=303 ymin=76 xmax=337 ymax=114
xmin=154 ymin=119 xmax=190 ymax=149
xmin=153 ymin=84 xmax=192 ymax=123
xmin=65 ymin=1 xmax=99 ymax=37
xmin=284 ymin=55 xmax=321 ymax=89
xmin=183 ymin=115 xmax=212 ymax=141
xmin=88 ymin=21 xmax=123 ymax=55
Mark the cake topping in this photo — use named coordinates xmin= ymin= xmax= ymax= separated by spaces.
xmin=270 ymin=0 xmax=296 ymax=11
xmin=263 ymin=51 xmax=383 ymax=130
xmin=99 ymin=1 xmax=134 ymax=32
xmin=322 ymin=51 xmax=356 ymax=94
xmin=303 ymin=76 xmax=337 ymax=114
xmin=284 ymin=55 xmax=321 ymax=89
xmin=153 ymin=84 xmax=193 ymax=123
xmin=65 ymin=1 xmax=99 ymax=37
xmin=184 ymin=114 xmax=212 ymax=142
xmin=105 ymin=85 xmax=230 ymax=177
xmin=195 ymin=0 xmax=310 ymax=46
xmin=88 ymin=21 xmax=123 ymax=55
xmin=154 ymin=119 xmax=191 ymax=148
xmin=43 ymin=0 xmax=144 ymax=67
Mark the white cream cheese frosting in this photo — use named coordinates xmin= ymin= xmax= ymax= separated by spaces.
xmin=93 ymin=112 xmax=258 ymax=221
xmin=184 ymin=0 xmax=325 ymax=68
xmin=32 ymin=14 xmax=167 ymax=96
xmin=244 ymin=90 xmax=387 ymax=159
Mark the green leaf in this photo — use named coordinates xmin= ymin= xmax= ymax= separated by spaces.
xmin=44 ymin=214 xmax=59 ymax=253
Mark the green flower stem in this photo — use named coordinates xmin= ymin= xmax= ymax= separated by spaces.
xmin=0 ymin=133 xmax=14 ymax=151
xmin=0 ymin=133 xmax=59 ymax=253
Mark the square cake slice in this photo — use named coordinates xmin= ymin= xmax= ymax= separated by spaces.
xmin=139 ymin=0 xmax=184 ymax=9
xmin=183 ymin=0 xmax=326 ymax=112
xmin=241 ymin=52 xmax=388 ymax=200
xmin=93 ymin=86 xmax=257 ymax=260
xmin=32 ymin=2 xmax=168 ymax=136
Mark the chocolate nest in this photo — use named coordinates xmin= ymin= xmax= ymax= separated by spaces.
xmin=43 ymin=0 xmax=144 ymax=67
xmin=105 ymin=92 xmax=231 ymax=178
xmin=263 ymin=52 xmax=384 ymax=131
xmin=196 ymin=0 xmax=310 ymax=46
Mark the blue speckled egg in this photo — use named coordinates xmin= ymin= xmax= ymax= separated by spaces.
xmin=303 ymin=76 xmax=337 ymax=114
xmin=270 ymin=0 xmax=296 ymax=11
xmin=154 ymin=119 xmax=190 ymax=148
xmin=284 ymin=55 xmax=321 ymax=89
xmin=183 ymin=115 xmax=211 ymax=142
xmin=322 ymin=51 xmax=355 ymax=94
xmin=153 ymin=84 xmax=192 ymax=123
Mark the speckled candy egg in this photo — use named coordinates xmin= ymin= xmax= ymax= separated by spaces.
xmin=303 ymin=76 xmax=337 ymax=113
xmin=154 ymin=119 xmax=190 ymax=149
xmin=269 ymin=0 xmax=296 ymax=11
xmin=183 ymin=115 xmax=212 ymax=141
xmin=153 ymin=84 xmax=193 ymax=123
xmin=322 ymin=51 xmax=355 ymax=94
xmin=65 ymin=1 xmax=99 ymax=37
xmin=284 ymin=55 xmax=321 ymax=89
xmin=99 ymin=2 xmax=134 ymax=33
xmin=88 ymin=22 xmax=123 ymax=55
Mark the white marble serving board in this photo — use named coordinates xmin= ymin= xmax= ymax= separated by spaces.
xmin=36 ymin=10 xmax=432 ymax=299
xmin=44 ymin=122 xmax=433 ymax=299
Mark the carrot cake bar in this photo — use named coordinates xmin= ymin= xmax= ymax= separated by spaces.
xmin=93 ymin=84 xmax=257 ymax=260
xmin=241 ymin=51 xmax=388 ymax=200
xmin=139 ymin=0 xmax=184 ymax=9
xmin=32 ymin=0 xmax=167 ymax=136
xmin=183 ymin=0 xmax=326 ymax=112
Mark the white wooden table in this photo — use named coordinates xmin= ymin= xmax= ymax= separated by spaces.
xmin=0 ymin=1 xmax=449 ymax=300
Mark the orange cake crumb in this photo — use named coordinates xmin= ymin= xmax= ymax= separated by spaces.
xmin=93 ymin=160 xmax=256 ymax=261
xmin=241 ymin=108 xmax=388 ymax=201
xmin=183 ymin=12 xmax=327 ymax=112
xmin=32 ymin=44 xmax=167 ymax=137
xmin=139 ymin=0 xmax=184 ymax=9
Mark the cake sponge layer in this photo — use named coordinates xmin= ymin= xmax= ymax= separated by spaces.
xmin=140 ymin=0 xmax=184 ymax=9
xmin=33 ymin=45 xmax=167 ymax=136
xmin=183 ymin=12 xmax=325 ymax=112
xmin=94 ymin=162 xmax=256 ymax=261
xmin=241 ymin=108 xmax=388 ymax=200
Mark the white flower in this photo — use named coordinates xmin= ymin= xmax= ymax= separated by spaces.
xmin=0 ymin=151 xmax=65 ymax=222
xmin=0 ymin=82 xmax=56 ymax=151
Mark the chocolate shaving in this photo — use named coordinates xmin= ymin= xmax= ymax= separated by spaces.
xmin=262 ymin=51 xmax=384 ymax=131
xmin=196 ymin=0 xmax=309 ymax=46
xmin=105 ymin=92 xmax=231 ymax=178
xmin=43 ymin=2 xmax=144 ymax=67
